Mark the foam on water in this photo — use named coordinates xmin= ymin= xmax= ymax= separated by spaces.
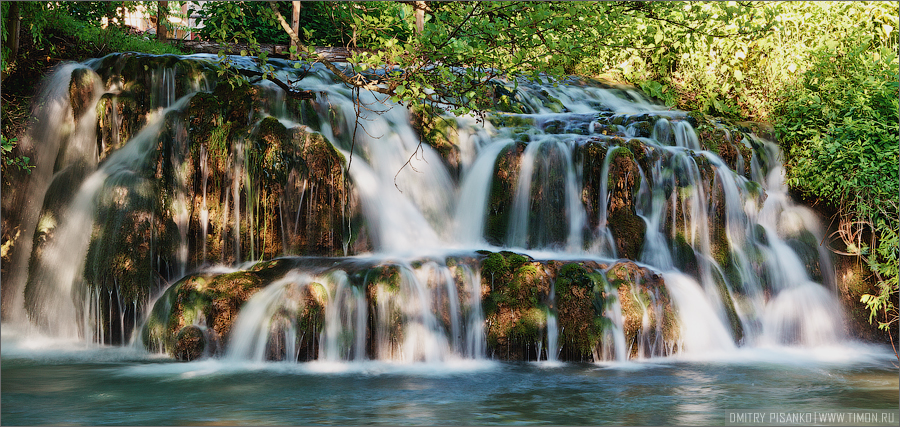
xmin=113 ymin=357 xmax=502 ymax=379
xmin=4 ymin=54 xmax=869 ymax=367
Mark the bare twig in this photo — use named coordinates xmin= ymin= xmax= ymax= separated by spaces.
xmin=394 ymin=141 xmax=425 ymax=193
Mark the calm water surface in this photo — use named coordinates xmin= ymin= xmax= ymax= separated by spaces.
xmin=2 ymin=335 xmax=897 ymax=426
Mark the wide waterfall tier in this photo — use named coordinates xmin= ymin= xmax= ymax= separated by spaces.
xmin=2 ymin=53 xmax=844 ymax=361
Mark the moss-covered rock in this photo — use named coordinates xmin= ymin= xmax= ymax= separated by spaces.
xmin=409 ymin=103 xmax=461 ymax=179
xmin=605 ymin=261 xmax=678 ymax=359
xmin=481 ymin=251 xmax=551 ymax=360
xmin=141 ymin=259 xmax=307 ymax=359
xmin=479 ymin=252 xmax=678 ymax=361
xmin=485 ymin=142 xmax=525 ymax=245
xmin=606 ymin=147 xmax=645 ymax=259
xmin=69 ymin=67 xmax=99 ymax=121
xmin=174 ymin=325 xmax=217 ymax=361
xmin=552 ymin=261 xmax=606 ymax=361
xmin=96 ymin=93 xmax=139 ymax=159
xmin=574 ymin=138 xmax=609 ymax=235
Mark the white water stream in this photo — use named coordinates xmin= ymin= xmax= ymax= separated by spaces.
xmin=3 ymin=54 xmax=858 ymax=365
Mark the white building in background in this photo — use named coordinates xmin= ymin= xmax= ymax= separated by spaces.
xmin=114 ymin=2 xmax=206 ymax=40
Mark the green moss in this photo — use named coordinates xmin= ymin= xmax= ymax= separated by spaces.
xmin=503 ymin=251 xmax=529 ymax=270
xmin=482 ymin=252 xmax=510 ymax=279
xmin=251 ymin=116 xmax=301 ymax=185
xmin=629 ymin=121 xmax=653 ymax=137
xmin=485 ymin=143 xmax=523 ymax=244
xmin=513 ymin=307 xmax=547 ymax=338
xmin=481 ymin=251 xmax=551 ymax=359
xmin=625 ymin=138 xmax=650 ymax=167
xmin=409 ymin=103 xmax=459 ymax=173
xmin=487 ymin=113 xmax=535 ymax=128
xmin=785 ymin=229 xmax=826 ymax=283
xmin=538 ymin=90 xmax=566 ymax=113
xmin=298 ymin=100 xmax=322 ymax=131
xmin=365 ymin=264 xmax=402 ymax=293
xmin=672 ymin=232 xmax=698 ymax=276
xmin=553 ymin=261 xmax=607 ymax=360
xmin=609 ymin=146 xmax=634 ymax=160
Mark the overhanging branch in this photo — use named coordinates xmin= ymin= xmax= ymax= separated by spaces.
xmin=267 ymin=1 xmax=393 ymax=95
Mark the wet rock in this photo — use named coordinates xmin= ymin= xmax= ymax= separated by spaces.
xmin=485 ymin=142 xmax=525 ymax=245
xmin=604 ymin=261 xmax=678 ymax=359
xmin=142 ymin=259 xmax=328 ymax=359
xmin=174 ymin=325 xmax=217 ymax=361
xmin=141 ymin=268 xmax=268 ymax=357
xmin=551 ymin=261 xmax=606 ymax=361
xmin=606 ymin=147 xmax=645 ymax=260
xmin=409 ymin=103 xmax=461 ymax=178
xmin=627 ymin=120 xmax=653 ymax=138
xmin=574 ymin=138 xmax=609 ymax=234
xmin=480 ymin=252 xmax=677 ymax=361
xmin=69 ymin=67 xmax=99 ymax=121
xmin=481 ymin=251 xmax=551 ymax=360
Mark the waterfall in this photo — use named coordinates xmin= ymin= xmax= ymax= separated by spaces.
xmin=546 ymin=303 xmax=559 ymax=362
xmin=4 ymin=53 xmax=852 ymax=365
xmin=455 ymin=139 xmax=513 ymax=245
xmin=227 ymin=271 xmax=313 ymax=362
xmin=3 ymin=64 xmax=103 ymax=325
xmin=663 ymin=272 xmax=736 ymax=354
xmin=592 ymin=145 xmax=619 ymax=257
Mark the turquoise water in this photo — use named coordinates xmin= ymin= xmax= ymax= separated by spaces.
xmin=2 ymin=333 xmax=897 ymax=426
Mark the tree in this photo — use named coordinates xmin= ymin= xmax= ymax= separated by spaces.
xmin=157 ymin=1 xmax=168 ymax=42
xmin=3 ymin=2 xmax=20 ymax=63
xmin=255 ymin=2 xmax=776 ymax=116
xmin=290 ymin=1 xmax=300 ymax=60
xmin=2 ymin=2 xmax=50 ymax=81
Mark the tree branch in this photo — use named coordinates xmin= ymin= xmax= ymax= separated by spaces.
xmin=266 ymin=0 xmax=392 ymax=95
xmin=234 ymin=69 xmax=316 ymax=99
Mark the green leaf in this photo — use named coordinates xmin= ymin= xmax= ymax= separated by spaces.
xmin=654 ymin=30 xmax=664 ymax=44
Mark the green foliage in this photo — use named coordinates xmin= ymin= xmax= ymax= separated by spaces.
xmin=57 ymin=1 xmax=136 ymax=27
xmin=191 ymin=1 xmax=415 ymax=48
xmin=2 ymin=2 xmax=51 ymax=74
xmin=772 ymin=2 xmax=898 ymax=337
xmin=1 ymin=135 xmax=32 ymax=173
xmin=192 ymin=1 xmax=289 ymax=45
xmin=59 ymin=15 xmax=185 ymax=55
xmin=776 ymin=42 xmax=898 ymax=215
xmin=861 ymin=226 xmax=898 ymax=332
xmin=186 ymin=2 xmax=780 ymax=118
xmin=574 ymin=1 xmax=778 ymax=118
xmin=2 ymin=3 xmax=182 ymax=70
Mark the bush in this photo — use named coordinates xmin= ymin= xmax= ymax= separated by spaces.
xmin=774 ymin=29 xmax=898 ymax=338
xmin=191 ymin=1 xmax=416 ymax=48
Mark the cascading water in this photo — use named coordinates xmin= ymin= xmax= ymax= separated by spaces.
xmin=2 ymin=53 xmax=855 ymax=366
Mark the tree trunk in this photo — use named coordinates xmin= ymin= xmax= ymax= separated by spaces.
xmin=414 ymin=1 xmax=426 ymax=34
xmin=157 ymin=1 xmax=168 ymax=42
xmin=5 ymin=2 xmax=21 ymax=60
xmin=290 ymin=1 xmax=302 ymax=60
xmin=105 ymin=2 xmax=116 ymax=28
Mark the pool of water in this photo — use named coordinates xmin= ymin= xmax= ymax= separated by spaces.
xmin=2 ymin=332 xmax=897 ymax=426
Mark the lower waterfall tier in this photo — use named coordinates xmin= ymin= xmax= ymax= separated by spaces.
xmin=142 ymin=254 xmax=685 ymax=362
